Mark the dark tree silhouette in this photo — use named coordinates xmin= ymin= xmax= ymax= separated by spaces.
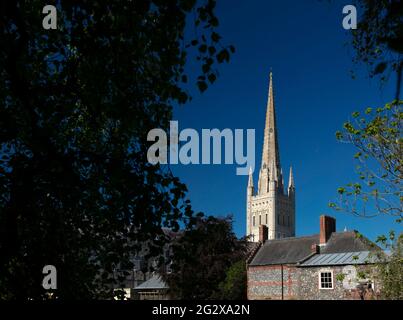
xmin=350 ymin=0 xmax=403 ymax=99
xmin=0 ymin=0 xmax=233 ymax=299
xmin=164 ymin=216 xmax=248 ymax=300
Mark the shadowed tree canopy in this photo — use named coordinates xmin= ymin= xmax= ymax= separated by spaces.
xmin=216 ymin=260 xmax=247 ymax=300
xmin=350 ymin=0 xmax=403 ymax=99
xmin=0 ymin=0 xmax=233 ymax=299
xmin=163 ymin=216 xmax=248 ymax=300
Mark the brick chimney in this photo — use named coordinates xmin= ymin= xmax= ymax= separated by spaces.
xmin=259 ymin=224 xmax=268 ymax=243
xmin=320 ymin=215 xmax=336 ymax=245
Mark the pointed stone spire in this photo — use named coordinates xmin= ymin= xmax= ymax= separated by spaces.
xmin=258 ymin=71 xmax=281 ymax=194
xmin=248 ymin=166 xmax=254 ymax=187
xmin=261 ymin=71 xmax=280 ymax=170
xmin=288 ymin=166 xmax=295 ymax=189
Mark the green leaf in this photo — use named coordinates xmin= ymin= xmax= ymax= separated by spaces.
xmin=207 ymin=73 xmax=217 ymax=84
xmin=197 ymin=81 xmax=208 ymax=92
xmin=208 ymin=46 xmax=216 ymax=55
xmin=376 ymin=235 xmax=387 ymax=243
xmin=373 ymin=62 xmax=387 ymax=75
xmin=337 ymin=187 xmax=345 ymax=195
xmin=216 ymin=49 xmax=230 ymax=63
xmin=211 ymin=32 xmax=221 ymax=42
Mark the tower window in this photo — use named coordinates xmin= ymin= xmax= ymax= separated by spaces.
xmin=253 ymin=216 xmax=255 ymax=227
xmin=265 ymin=214 xmax=268 ymax=224
xmin=259 ymin=215 xmax=261 ymax=225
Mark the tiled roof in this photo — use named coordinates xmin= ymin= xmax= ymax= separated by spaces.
xmin=249 ymin=231 xmax=376 ymax=266
xmin=320 ymin=232 xmax=373 ymax=254
xmin=249 ymin=235 xmax=319 ymax=266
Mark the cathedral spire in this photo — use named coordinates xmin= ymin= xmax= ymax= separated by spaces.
xmin=261 ymin=71 xmax=280 ymax=170
xmin=258 ymin=71 xmax=281 ymax=194
xmin=247 ymin=71 xmax=296 ymax=240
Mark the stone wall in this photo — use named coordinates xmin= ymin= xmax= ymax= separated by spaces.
xmin=297 ymin=265 xmax=377 ymax=300
xmin=247 ymin=265 xmax=298 ymax=300
xmin=297 ymin=266 xmax=346 ymax=300
xmin=248 ymin=264 xmax=377 ymax=300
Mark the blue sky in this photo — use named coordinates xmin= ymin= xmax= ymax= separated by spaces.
xmin=171 ymin=0 xmax=401 ymax=240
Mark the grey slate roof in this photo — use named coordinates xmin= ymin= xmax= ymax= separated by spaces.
xmin=320 ymin=232 xmax=372 ymax=254
xmin=249 ymin=231 xmax=376 ymax=266
xmin=300 ymin=251 xmax=375 ymax=266
xmin=134 ymin=275 xmax=168 ymax=290
xmin=249 ymin=235 xmax=319 ymax=266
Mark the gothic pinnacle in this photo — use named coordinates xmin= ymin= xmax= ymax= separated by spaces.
xmin=288 ymin=166 xmax=295 ymax=189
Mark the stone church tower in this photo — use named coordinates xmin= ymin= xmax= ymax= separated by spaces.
xmin=246 ymin=72 xmax=295 ymax=241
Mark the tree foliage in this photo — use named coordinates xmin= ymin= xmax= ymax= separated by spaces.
xmin=0 ymin=0 xmax=233 ymax=299
xmin=372 ymin=231 xmax=403 ymax=299
xmin=216 ymin=260 xmax=247 ymax=300
xmin=334 ymin=0 xmax=403 ymax=297
xmin=350 ymin=0 xmax=403 ymax=99
xmin=330 ymin=100 xmax=402 ymax=221
xmin=163 ymin=216 xmax=248 ymax=300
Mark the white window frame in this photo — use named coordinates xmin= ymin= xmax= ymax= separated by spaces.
xmin=318 ymin=270 xmax=334 ymax=290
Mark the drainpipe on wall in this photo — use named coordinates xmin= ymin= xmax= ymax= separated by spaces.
xmin=281 ymin=264 xmax=284 ymax=300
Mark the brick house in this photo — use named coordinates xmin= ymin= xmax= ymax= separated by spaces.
xmin=247 ymin=215 xmax=380 ymax=300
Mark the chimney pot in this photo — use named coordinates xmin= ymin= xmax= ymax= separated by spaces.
xmin=320 ymin=215 xmax=336 ymax=245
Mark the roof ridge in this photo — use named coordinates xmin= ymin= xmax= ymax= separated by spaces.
xmin=331 ymin=230 xmax=357 ymax=235
xmin=313 ymin=250 xmax=371 ymax=255
xmin=265 ymin=234 xmax=319 ymax=243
